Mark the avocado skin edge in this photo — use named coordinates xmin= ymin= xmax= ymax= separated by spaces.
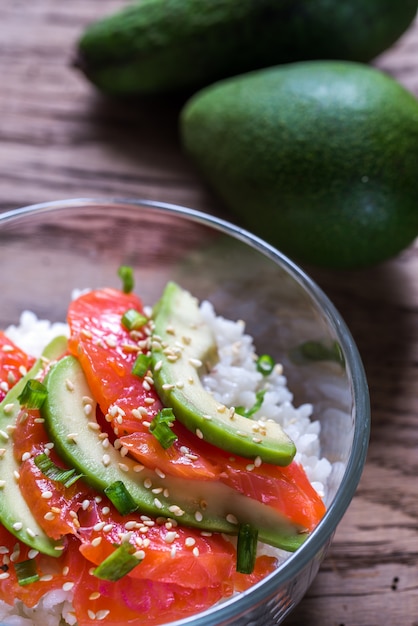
xmin=180 ymin=60 xmax=418 ymax=270
xmin=75 ymin=0 xmax=418 ymax=96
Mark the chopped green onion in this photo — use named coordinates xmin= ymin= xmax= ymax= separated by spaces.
xmin=132 ymin=353 xmax=151 ymax=378
xmin=256 ymin=354 xmax=275 ymax=376
xmin=104 ymin=480 xmax=138 ymax=515
xmin=17 ymin=379 xmax=48 ymax=409
xmin=122 ymin=308 xmax=148 ymax=331
xmin=290 ymin=340 xmax=345 ymax=366
xmin=34 ymin=453 xmax=83 ymax=488
xmin=93 ymin=541 xmax=143 ymax=581
xmin=236 ymin=523 xmax=259 ymax=574
xmin=236 ymin=389 xmax=266 ymax=419
xmin=14 ymin=559 xmax=40 ymax=586
xmin=149 ymin=408 xmax=178 ymax=449
xmin=118 ymin=265 xmax=135 ymax=293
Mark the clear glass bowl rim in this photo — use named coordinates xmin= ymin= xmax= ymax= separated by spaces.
xmin=0 ymin=197 xmax=370 ymax=624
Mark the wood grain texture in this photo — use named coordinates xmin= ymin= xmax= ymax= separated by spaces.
xmin=1 ymin=3 xmax=418 ymax=625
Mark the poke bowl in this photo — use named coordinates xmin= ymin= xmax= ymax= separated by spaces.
xmin=0 ymin=198 xmax=370 ymax=626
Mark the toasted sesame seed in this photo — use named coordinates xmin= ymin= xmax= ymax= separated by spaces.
xmin=65 ymin=379 xmax=74 ymax=391
xmin=89 ymin=592 xmax=101 ymax=601
xmin=44 ymin=512 xmax=55 ymax=521
xmin=103 ymin=524 xmax=114 ymax=533
xmin=189 ymin=358 xmax=202 ymax=368
xmin=125 ymin=521 xmax=138 ymax=530
xmin=195 ymin=429 xmax=204 ymax=439
xmin=88 ymin=422 xmax=100 ymax=431
xmin=62 ymin=581 xmax=75 ymax=591
xmin=39 ymin=574 xmax=53 ymax=582
xmin=0 ymin=430 xmax=10 ymax=441
xmin=83 ymin=404 xmax=93 ymax=417
xmin=155 ymin=467 xmax=166 ymax=479
xmin=118 ymin=463 xmax=129 ymax=472
xmin=134 ymin=550 xmax=145 ymax=561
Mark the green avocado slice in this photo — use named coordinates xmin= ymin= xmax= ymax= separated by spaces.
xmin=151 ymin=282 xmax=296 ymax=466
xmin=41 ymin=354 xmax=306 ymax=551
xmin=0 ymin=336 xmax=67 ymax=557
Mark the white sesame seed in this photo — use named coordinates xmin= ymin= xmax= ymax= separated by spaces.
xmin=194 ymin=511 xmax=203 ymax=522
xmin=0 ymin=429 xmax=10 ymax=441
xmin=185 ymin=537 xmax=196 ymax=547
xmin=155 ymin=467 xmax=166 ymax=479
xmin=41 ymin=491 xmax=53 ymax=500
xmin=154 ymin=498 xmax=163 ymax=509
xmin=44 ymin=512 xmax=55 ymax=521
xmin=192 ymin=547 xmax=200 ymax=557
xmin=91 ymin=537 xmax=102 ymax=547
xmin=12 ymin=522 xmax=23 ymax=531
xmin=62 ymin=581 xmax=75 ymax=591
xmin=134 ymin=550 xmax=145 ymax=561
xmin=226 ymin=514 xmax=239 ymax=525
xmin=102 ymin=454 xmax=110 ymax=467
xmin=195 ymin=429 xmax=204 ymax=439
xmin=65 ymin=379 xmax=74 ymax=391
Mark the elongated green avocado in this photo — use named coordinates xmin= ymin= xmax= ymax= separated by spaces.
xmin=0 ymin=336 xmax=67 ymax=556
xmin=74 ymin=0 xmax=417 ymax=96
xmin=42 ymin=355 xmax=306 ymax=551
xmin=151 ymin=282 xmax=296 ymax=465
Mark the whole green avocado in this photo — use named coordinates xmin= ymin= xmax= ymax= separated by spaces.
xmin=180 ymin=61 xmax=418 ymax=269
xmin=75 ymin=0 xmax=417 ymax=96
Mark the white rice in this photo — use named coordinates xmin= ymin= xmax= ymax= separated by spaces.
xmin=1 ymin=297 xmax=333 ymax=625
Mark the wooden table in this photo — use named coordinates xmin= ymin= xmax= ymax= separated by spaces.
xmin=1 ymin=3 xmax=417 ymax=625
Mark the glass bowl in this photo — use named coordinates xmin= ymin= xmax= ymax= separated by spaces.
xmin=0 ymin=198 xmax=370 ymax=625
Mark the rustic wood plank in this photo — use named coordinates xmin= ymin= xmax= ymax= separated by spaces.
xmin=1 ymin=4 xmax=418 ymax=625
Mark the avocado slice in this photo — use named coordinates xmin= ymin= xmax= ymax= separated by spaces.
xmin=151 ymin=282 xmax=296 ymax=466
xmin=41 ymin=355 xmax=306 ymax=551
xmin=0 ymin=336 xmax=67 ymax=557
